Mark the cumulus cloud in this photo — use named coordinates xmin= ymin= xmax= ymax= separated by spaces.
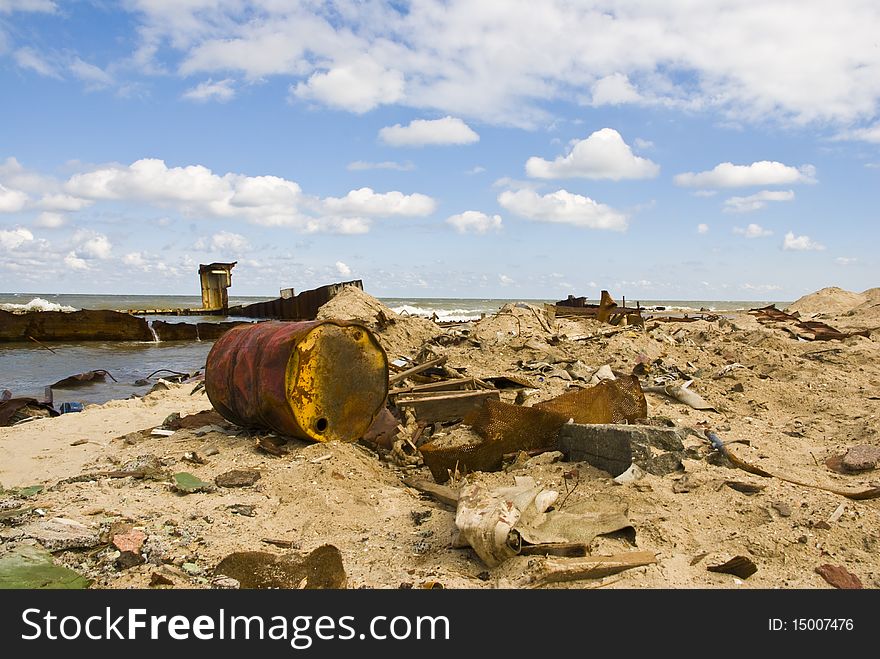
xmin=63 ymin=251 xmax=89 ymax=270
xmin=37 ymin=193 xmax=92 ymax=211
xmin=0 ymin=183 xmax=28 ymax=212
xmin=63 ymin=158 xmax=434 ymax=232
xmin=335 ymin=261 xmax=351 ymax=276
xmin=293 ymin=57 xmax=404 ymax=113
xmin=0 ymin=227 xmax=33 ymax=250
xmin=834 ymin=122 xmax=880 ymax=144
xmin=723 ymin=190 xmax=795 ymax=213
xmin=123 ymin=252 xmax=148 ymax=268
xmin=379 ymin=117 xmax=479 ymax=147
xmin=346 ymin=160 xmax=415 ymax=171
xmin=74 ymin=230 xmax=112 ymax=259
xmin=783 ymin=231 xmax=825 ymax=251
xmin=209 ymin=230 xmax=249 ymax=252
xmin=525 ymin=128 xmax=659 ymax=180
xmin=589 ymin=73 xmax=642 ymax=106
xmin=183 ymin=78 xmax=235 ymax=102
xmin=34 ymin=211 xmax=65 ymax=228
xmin=497 ymin=188 xmax=628 ymax=231
xmin=697 ymin=223 xmax=709 ymax=234
xmin=835 ymin=256 xmax=857 ymax=265
xmin=733 ymin=223 xmax=773 ymax=238
xmin=446 ymin=211 xmax=502 ymax=234
xmin=499 ymin=274 xmax=514 ymax=286
xmin=124 ymin=2 xmax=880 ymax=128
xmin=321 ymin=187 xmax=436 ymax=217
xmin=674 ymin=162 xmax=816 ymax=188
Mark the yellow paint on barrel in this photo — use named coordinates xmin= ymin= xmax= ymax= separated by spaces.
xmin=205 ymin=320 xmax=388 ymax=443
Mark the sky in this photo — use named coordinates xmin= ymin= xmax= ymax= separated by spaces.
xmin=0 ymin=1 xmax=878 ymax=301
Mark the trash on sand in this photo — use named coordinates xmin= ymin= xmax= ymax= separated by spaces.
xmin=25 ymin=517 xmax=101 ymax=551
xmin=256 ymin=436 xmax=289 ymax=456
xmin=750 ymin=304 xmax=871 ymax=341
xmin=0 ymin=397 xmax=59 ymax=426
xmin=395 ymin=390 xmax=501 ymax=424
xmin=642 ymin=380 xmax=716 ymax=411
xmin=551 ymin=290 xmax=645 ymax=327
xmin=829 ymin=445 xmax=880 ymax=473
xmin=388 ymin=355 xmax=448 ymax=385
xmin=205 ymin=320 xmax=388 ymax=443
xmin=716 ymin=363 xmax=746 ymax=378
xmin=59 ymin=402 xmax=83 ymax=414
xmin=723 ymin=480 xmax=766 ymax=495
xmin=149 ymin=572 xmax=174 ymax=587
xmin=827 ymin=504 xmax=845 ymax=524
xmin=708 ymin=431 xmax=880 ymax=500
xmin=613 ymin=464 xmax=645 ymax=484
xmin=502 ymin=551 xmax=657 ymax=589
xmin=0 ymin=545 xmax=91 ymax=589
xmin=401 ymin=477 xmax=460 ymax=507
xmin=171 ymin=472 xmax=214 ymax=494
xmin=228 ymin=504 xmax=257 ymax=517
xmin=215 ymin=469 xmax=261 ymax=488
xmin=214 ymin=544 xmax=346 ymax=589
xmin=557 ymin=423 xmax=686 ymax=477
xmin=51 ymin=369 xmax=117 ymax=388
xmin=707 ymin=555 xmax=758 ymax=579
xmin=420 ymin=376 xmax=647 ymax=483
xmin=815 ymin=564 xmax=863 ymax=589
xmin=454 ymin=475 xmax=634 ymax=568
xmin=150 ymin=428 xmax=175 ymax=437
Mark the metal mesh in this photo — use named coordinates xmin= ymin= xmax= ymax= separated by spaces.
xmin=419 ymin=376 xmax=647 ymax=482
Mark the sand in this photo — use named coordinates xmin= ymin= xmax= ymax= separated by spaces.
xmin=2 ymin=287 xmax=879 ymax=590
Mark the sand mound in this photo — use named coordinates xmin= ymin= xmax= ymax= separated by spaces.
xmin=785 ymin=287 xmax=867 ymax=315
xmin=316 ymin=285 xmax=441 ymax=358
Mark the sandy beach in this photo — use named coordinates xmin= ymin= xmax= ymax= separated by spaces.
xmin=2 ymin=285 xmax=879 ymax=589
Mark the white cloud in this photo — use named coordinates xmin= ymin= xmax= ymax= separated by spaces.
xmin=783 ymin=231 xmax=825 ymax=251
xmin=293 ymin=57 xmax=404 ymax=113
xmin=0 ymin=183 xmax=28 ymax=212
xmin=633 ymin=138 xmax=653 ymax=149
xmin=346 ymin=160 xmax=415 ymax=171
xmin=498 ymin=188 xmax=628 ymax=231
xmin=37 ymin=193 xmax=92 ymax=211
xmin=675 ymin=162 xmax=816 ymax=188
xmin=835 ymin=256 xmax=857 ymax=265
xmin=209 ymin=230 xmax=249 ymax=252
xmin=0 ymin=227 xmax=33 ymax=250
xmin=723 ymin=189 xmax=795 ymax=213
xmin=63 ymin=158 xmax=432 ymax=232
xmin=465 ymin=166 xmax=486 ymax=175
xmin=589 ymin=73 xmax=642 ymax=106
xmin=183 ymin=78 xmax=235 ymax=103
xmin=446 ymin=211 xmax=502 ymax=234
xmin=697 ymin=223 xmax=709 ymax=234
xmin=321 ymin=187 xmax=436 ymax=217
xmin=834 ymin=122 xmax=880 ymax=144
xmin=525 ymin=128 xmax=659 ymax=180
xmin=499 ymin=274 xmax=514 ymax=286
xmin=124 ymin=2 xmax=880 ymax=129
xmin=379 ymin=117 xmax=479 ymax=147
xmin=0 ymin=1 xmax=57 ymax=13
xmin=733 ymin=223 xmax=773 ymax=238
xmin=63 ymin=251 xmax=89 ymax=270
xmin=69 ymin=57 xmax=113 ymax=88
xmin=692 ymin=190 xmax=717 ymax=198
xmin=74 ymin=230 xmax=112 ymax=259
xmin=123 ymin=252 xmax=148 ymax=268
xmin=335 ymin=261 xmax=351 ymax=276
xmin=34 ymin=211 xmax=65 ymax=228
xmin=13 ymin=46 xmax=59 ymax=78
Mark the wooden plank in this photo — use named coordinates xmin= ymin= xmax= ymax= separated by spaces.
xmin=389 ymin=377 xmax=478 ymax=395
xmin=401 ymin=477 xmax=460 ymax=507
xmin=388 ymin=356 xmax=448 ymax=384
xmin=395 ymin=389 xmax=499 ymax=423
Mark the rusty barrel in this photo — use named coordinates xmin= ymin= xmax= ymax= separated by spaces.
xmin=205 ymin=320 xmax=388 ymax=443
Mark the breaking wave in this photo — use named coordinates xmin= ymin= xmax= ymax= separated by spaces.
xmin=0 ymin=297 xmax=77 ymax=313
xmin=391 ymin=304 xmax=483 ymax=322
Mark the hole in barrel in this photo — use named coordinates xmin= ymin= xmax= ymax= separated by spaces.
xmin=315 ymin=417 xmax=328 ymax=433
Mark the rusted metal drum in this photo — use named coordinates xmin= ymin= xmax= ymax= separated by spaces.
xmin=205 ymin=320 xmax=388 ymax=443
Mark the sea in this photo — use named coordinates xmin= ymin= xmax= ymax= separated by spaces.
xmin=0 ymin=292 xmax=789 ymax=406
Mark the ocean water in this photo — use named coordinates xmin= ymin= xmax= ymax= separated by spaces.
xmin=1 ymin=293 xmax=790 ymax=405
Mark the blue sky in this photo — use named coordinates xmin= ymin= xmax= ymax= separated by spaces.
xmin=0 ymin=1 xmax=878 ymax=300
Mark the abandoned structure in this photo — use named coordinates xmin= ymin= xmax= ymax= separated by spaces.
xmin=198 ymin=262 xmax=236 ymax=312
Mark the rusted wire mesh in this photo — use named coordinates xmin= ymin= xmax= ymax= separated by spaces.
xmin=419 ymin=376 xmax=647 ymax=482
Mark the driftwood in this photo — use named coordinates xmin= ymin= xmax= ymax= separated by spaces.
xmin=395 ymin=390 xmax=500 ymax=423
xmin=401 ymin=477 xmax=459 ymax=507
xmin=388 ymin=356 xmax=448 ymax=384
xmin=509 ymin=551 xmax=657 ymax=588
